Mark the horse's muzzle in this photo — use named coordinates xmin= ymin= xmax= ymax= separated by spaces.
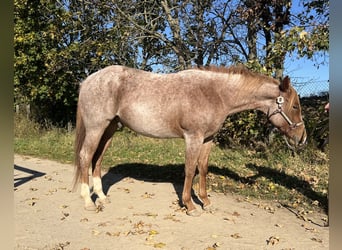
xmin=284 ymin=128 xmax=307 ymax=149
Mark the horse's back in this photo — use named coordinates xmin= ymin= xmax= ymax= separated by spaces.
xmin=78 ymin=65 xmax=227 ymax=139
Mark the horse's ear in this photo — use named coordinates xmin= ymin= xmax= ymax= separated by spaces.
xmin=280 ymin=76 xmax=291 ymax=92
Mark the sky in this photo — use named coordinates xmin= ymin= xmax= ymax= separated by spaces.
xmin=285 ymin=0 xmax=329 ymax=97
xmin=284 ymin=54 xmax=329 ymax=97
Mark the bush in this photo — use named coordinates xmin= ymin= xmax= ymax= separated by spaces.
xmin=214 ymin=95 xmax=329 ymax=151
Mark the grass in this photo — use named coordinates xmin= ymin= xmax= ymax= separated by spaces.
xmin=14 ymin=115 xmax=329 ymax=214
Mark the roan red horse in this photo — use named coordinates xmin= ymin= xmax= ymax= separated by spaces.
xmin=73 ymin=65 xmax=306 ymax=216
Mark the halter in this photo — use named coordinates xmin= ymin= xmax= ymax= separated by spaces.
xmin=269 ymin=95 xmax=304 ymax=129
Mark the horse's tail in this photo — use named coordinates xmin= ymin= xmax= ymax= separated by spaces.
xmin=73 ymin=103 xmax=86 ymax=191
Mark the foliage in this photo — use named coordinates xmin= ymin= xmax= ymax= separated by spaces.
xmin=14 ymin=0 xmax=136 ymax=125
xmin=300 ymin=95 xmax=329 ymax=149
xmin=215 ymin=95 xmax=329 ymax=151
xmin=14 ymin=0 xmax=329 ymax=127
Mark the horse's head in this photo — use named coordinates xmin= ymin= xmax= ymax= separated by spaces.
xmin=268 ymin=76 xmax=307 ymax=149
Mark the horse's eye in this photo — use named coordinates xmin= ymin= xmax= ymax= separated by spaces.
xmin=293 ymin=105 xmax=299 ymax=110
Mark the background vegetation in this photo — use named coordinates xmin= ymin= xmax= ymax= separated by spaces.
xmin=14 ymin=0 xmax=329 ymax=215
xmin=14 ymin=0 xmax=328 ymax=126
xmin=14 ymin=110 xmax=329 ymax=215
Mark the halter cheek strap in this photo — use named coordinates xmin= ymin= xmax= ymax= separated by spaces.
xmin=269 ymin=96 xmax=304 ymax=129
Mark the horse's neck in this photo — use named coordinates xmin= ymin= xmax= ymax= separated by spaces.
xmin=222 ymin=79 xmax=279 ymax=115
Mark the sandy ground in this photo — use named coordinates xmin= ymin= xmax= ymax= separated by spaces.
xmin=14 ymin=154 xmax=328 ymax=250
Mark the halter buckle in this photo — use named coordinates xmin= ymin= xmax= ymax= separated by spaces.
xmin=276 ymin=96 xmax=284 ymax=105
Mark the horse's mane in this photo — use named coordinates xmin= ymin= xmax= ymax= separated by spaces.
xmin=194 ymin=65 xmax=279 ymax=85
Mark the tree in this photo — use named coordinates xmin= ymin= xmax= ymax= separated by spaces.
xmin=14 ymin=0 xmax=328 ymax=126
xmin=14 ymin=0 xmax=137 ymax=124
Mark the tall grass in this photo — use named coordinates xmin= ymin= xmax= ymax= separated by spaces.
xmin=14 ymin=115 xmax=328 ymax=214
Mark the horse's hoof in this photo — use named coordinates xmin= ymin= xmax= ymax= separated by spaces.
xmin=84 ymin=203 xmax=97 ymax=211
xmin=203 ymin=203 xmax=216 ymax=213
xmin=97 ymin=196 xmax=111 ymax=204
xmin=186 ymin=209 xmax=202 ymax=217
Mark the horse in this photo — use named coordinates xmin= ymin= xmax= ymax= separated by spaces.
xmin=73 ymin=65 xmax=307 ymax=216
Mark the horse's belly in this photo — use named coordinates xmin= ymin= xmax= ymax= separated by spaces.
xmin=117 ymin=108 xmax=182 ymax=139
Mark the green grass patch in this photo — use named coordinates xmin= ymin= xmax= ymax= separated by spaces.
xmin=14 ymin=115 xmax=328 ymax=214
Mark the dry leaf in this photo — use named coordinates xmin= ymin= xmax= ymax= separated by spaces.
xmin=92 ymin=230 xmax=101 ymax=236
xmin=106 ymin=231 xmax=121 ymax=237
xmin=232 ymin=211 xmax=240 ymax=217
xmin=153 ymin=242 xmax=166 ymax=248
xmin=133 ymin=212 xmax=158 ymax=218
xmin=98 ymin=221 xmax=111 ymax=227
xmin=95 ymin=204 xmax=104 ymax=213
xmin=28 ymin=202 xmax=36 ymax=206
xmin=311 ymin=237 xmax=323 ymax=243
xmin=141 ymin=192 xmax=155 ymax=199
xmin=231 ymin=233 xmax=242 ymax=239
xmin=44 ymin=175 xmax=53 ymax=181
xmin=149 ymin=230 xmax=159 ymax=235
xmin=212 ymin=242 xmax=221 ymax=248
xmin=267 ymin=236 xmax=280 ymax=245
xmin=164 ymin=214 xmax=181 ymax=222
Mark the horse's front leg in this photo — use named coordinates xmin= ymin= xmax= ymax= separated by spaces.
xmin=197 ymin=140 xmax=213 ymax=210
xmin=182 ymin=134 xmax=203 ymax=216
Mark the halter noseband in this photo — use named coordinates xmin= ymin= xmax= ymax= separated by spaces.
xmin=269 ymin=95 xmax=304 ymax=129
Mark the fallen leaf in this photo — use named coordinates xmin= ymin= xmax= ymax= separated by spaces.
xmin=96 ymin=204 xmax=104 ymax=213
xmin=149 ymin=230 xmax=159 ymax=235
xmin=98 ymin=221 xmax=111 ymax=227
xmin=267 ymin=236 xmax=280 ymax=245
xmin=223 ymin=217 xmax=236 ymax=224
xmin=92 ymin=230 xmax=101 ymax=236
xmin=133 ymin=212 xmax=158 ymax=218
xmin=80 ymin=218 xmax=88 ymax=222
xmin=44 ymin=175 xmax=53 ymax=181
xmin=231 ymin=233 xmax=242 ymax=239
xmin=311 ymin=237 xmax=323 ymax=243
xmin=54 ymin=241 xmax=70 ymax=249
xmin=232 ymin=211 xmax=240 ymax=217
xmin=153 ymin=242 xmax=166 ymax=248
xmin=212 ymin=242 xmax=221 ymax=248
xmin=106 ymin=231 xmax=121 ymax=237
xmin=141 ymin=192 xmax=155 ymax=199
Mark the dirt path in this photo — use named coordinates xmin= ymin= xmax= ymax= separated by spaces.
xmin=14 ymin=154 xmax=328 ymax=250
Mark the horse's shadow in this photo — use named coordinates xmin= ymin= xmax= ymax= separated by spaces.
xmin=14 ymin=164 xmax=46 ymax=188
xmin=100 ymin=162 xmax=328 ymax=213
xmin=101 ymin=163 xmax=203 ymax=207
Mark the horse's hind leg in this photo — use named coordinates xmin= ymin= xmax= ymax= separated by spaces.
xmin=92 ymin=120 xmax=118 ymax=205
xmin=79 ymin=131 xmax=105 ymax=211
